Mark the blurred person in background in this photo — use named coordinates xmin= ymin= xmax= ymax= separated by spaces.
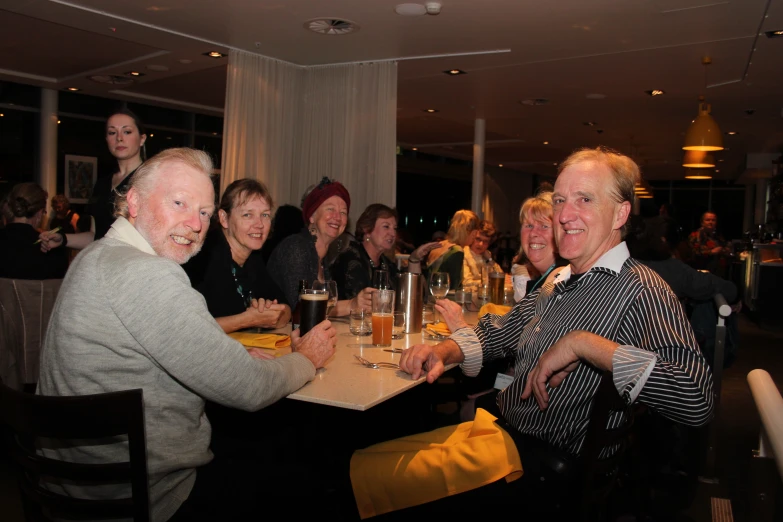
xmin=462 ymin=219 xmax=502 ymax=292
xmin=424 ymin=209 xmax=480 ymax=290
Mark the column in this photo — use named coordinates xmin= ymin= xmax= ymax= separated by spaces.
xmin=38 ymin=89 xmax=58 ymax=200
xmin=472 ymin=118 xmax=485 ymax=218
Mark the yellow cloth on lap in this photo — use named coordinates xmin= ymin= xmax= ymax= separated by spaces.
xmin=228 ymin=332 xmax=291 ymax=349
xmin=478 ymin=303 xmax=512 ymax=318
xmin=350 ymin=408 xmax=523 ymax=519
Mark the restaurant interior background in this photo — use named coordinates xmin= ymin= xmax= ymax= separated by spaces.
xmin=0 ymin=0 xmax=781 ymax=247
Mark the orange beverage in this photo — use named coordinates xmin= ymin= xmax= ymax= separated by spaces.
xmin=372 ymin=313 xmax=393 ymax=346
xmin=489 ymin=271 xmax=505 ymax=305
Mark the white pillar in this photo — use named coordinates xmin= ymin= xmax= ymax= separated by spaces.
xmin=472 ymin=118 xmax=485 ymax=218
xmin=39 ymin=89 xmax=58 ymax=201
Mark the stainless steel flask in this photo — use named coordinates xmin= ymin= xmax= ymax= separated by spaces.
xmin=396 ymin=272 xmax=423 ymax=333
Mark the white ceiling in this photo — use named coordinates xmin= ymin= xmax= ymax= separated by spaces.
xmin=1 ymin=0 xmax=781 ymax=181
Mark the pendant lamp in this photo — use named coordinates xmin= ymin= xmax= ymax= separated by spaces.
xmin=683 ymin=57 xmax=724 ymax=152
xmin=682 ymin=150 xmax=716 ymax=168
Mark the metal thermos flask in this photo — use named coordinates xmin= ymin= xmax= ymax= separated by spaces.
xmin=396 ymin=272 xmax=423 ymax=333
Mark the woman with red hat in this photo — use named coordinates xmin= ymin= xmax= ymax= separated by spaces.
xmin=268 ymin=177 xmax=374 ymax=315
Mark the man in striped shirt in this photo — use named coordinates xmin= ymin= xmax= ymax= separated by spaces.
xmin=400 ymin=146 xmax=713 ymax=459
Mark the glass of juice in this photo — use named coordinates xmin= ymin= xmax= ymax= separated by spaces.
xmin=371 ymin=289 xmax=395 ymax=347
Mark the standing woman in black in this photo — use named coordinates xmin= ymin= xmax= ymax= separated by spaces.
xmin=39 ymin=109 xmax=146 ymax=250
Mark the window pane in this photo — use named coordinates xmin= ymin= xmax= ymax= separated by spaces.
xmin=0 ymin=109 xmax=37 ymax=192
xmin=59 ymin=91 xmax=120 ymax=118
xmin=145 ymin=132 xmax=190 ymax=157
xmin=0 ymin=81 xmax=40 ymax=108
xmin=193 ymin=135 xmax=222 ymax=170
xmin=127 ymin=103 xmax=191 ymax=130
xmin=195 ymin=114 xmax=223 ymax=134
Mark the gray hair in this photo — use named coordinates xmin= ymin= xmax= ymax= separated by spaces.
xmin=115 ymin=148 xmax=214 ymax=218
xmin=557 ymin=146 xmax=640 ymax=238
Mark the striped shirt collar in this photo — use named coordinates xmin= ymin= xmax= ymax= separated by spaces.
xmin=554 ymin=241 xmax=629 ymax=283
xmin=104 ymin=216 xmax=158 ymax=257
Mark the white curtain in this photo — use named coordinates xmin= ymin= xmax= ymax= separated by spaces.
xmin=221 ymin=51 xmax=301 ymax=207
xmin=293 ymin=62 xmax=398 ymax=225
xmin=222 ymin=52 xmax=397 ymax=225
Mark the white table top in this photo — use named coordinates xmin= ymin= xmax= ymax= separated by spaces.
xmin=286 ymin=320 xmax=451 ymax=411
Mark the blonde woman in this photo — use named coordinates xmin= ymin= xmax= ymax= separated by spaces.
xmin=424 ymin=209 xmax=480 ymax=290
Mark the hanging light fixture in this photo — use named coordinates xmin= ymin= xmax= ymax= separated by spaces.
xmin=682 ymin=150 xmax=716 ymax=168
xmin=683 ymin=57 xmax=724 ymax=152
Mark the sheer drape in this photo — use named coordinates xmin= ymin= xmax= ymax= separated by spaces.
xmin=222 ymin=51 xmax=397 ymax=223
xmin=293 ymin=62 xmax=397 ymax=224
xmin=221 ymin=51 xmax=301 ymax=206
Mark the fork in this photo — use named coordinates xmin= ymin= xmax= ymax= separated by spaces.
xmin=353 ymin=354 xmax=399 ymax=369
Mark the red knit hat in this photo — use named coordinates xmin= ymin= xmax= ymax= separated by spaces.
xmin=302 ymin=177 xmax=351 ymax=224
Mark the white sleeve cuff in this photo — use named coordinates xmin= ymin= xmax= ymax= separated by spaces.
xmin=612 ymin=345 xmax=657 ymax=404
xmin=452 ymin=327 xmax=483 ymax=377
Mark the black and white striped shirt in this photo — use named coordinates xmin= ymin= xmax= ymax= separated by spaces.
xmin=452 ymin=242 xmax=714 ymax=456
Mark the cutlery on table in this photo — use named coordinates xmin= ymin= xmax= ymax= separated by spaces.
xmin=353 ymin=354 xmax=399 ymax=369
xmin=383 ymin=348 xmax=404 ymax=354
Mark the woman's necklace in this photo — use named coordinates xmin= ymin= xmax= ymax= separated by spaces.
xmin=231 ymin=264 xmax=253 ymax=307
xmin=528 ymin=263 xmax=556 ymax=294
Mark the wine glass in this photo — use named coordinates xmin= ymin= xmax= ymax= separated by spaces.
xmin=312 ymin=280 xmax=338 ymax=316
xmin=454 ymin=285 xmax=470 ymax=313
xmin=429 ymin=272 xmax=450 ymax=299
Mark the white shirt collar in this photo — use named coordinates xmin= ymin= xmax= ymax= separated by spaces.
xmin=554 ymin=241 xmax=629 ymax=283
xmin=104 ymin=217 xmax=158 ymax=257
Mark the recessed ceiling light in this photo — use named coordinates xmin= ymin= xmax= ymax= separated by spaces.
xmin=66 ymin=87 xmax=80 ymax=91
xmin=765 ymin=29 xmax=783 ymax=38
xmin=125 ymin=71 xmax=145 ymax=77
xmin=150 ymin=133 xmax=154 ymax=137
xmin=715 ymin=169 xmax=720 ymax=173
xmin=412 ymin=147 xmax=418 ymax=151
xmin=204 ymin=51 xmax=226 ymax=58
xmin=685 ymin=174 xmax=712 ymax=180
xmin=645 ymin=89 xmax=665 ymax=96
xmin=583 ymin=121 xmax=597 ymax=126
xmin=57 ymin=120 xmax=61 ymax=124
xmin=719 ymin=159 xmax=724 ymax=162
xmin=726 ymin=131 xmax=738 ymax=135
xmin=423 ymin=109 xmax=439 ymax=113
xmin=499 ymin=164 xmax=503 ymax=167
xmin=0 ymin=114 xmax=4 ymax=117
xmin=395 ymin=3 xmax=427 ymax=16
xmin=553 ymin=162 xmax=558 ymax=166
xmin=443 ymin=69 xmax=466 ymax=76
xmin=304 ymin=18 xmax=358 ymax=35
xmin=542 ymin=141 xmax=549 ymax=145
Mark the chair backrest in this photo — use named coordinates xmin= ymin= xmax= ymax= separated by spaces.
xmin=0 ymin=382 xmax=150 ymax=521
xmin=576 ymin=371 xmax=636 ymax=516
xmin=0 ymin=278 xmax=63 ymax=388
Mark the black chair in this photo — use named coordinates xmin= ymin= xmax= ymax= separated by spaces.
xmin=0 ymin=382 xmax=150 ymax=521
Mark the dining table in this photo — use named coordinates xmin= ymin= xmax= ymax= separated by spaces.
xmin=253 ymin=311 xmax=477 ymax=411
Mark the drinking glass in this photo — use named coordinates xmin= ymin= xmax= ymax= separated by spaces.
xmin=371 ymin=289 xmax=395 ymax=347
xmin=299 ymin=289 xmax=328 ymax=336
xmin=391 ymin=312 xmax=405 ymax=340
xmin=349 ymin=308 xmax=372 ymax=336
xmin=488 ymin=270 xmax=505 ymax=305
xmin=372 ymin=269 xmax=390 ymax=290
xmin=422 ymin=303 xmax=435 ymax=326
xmin=454 ymin=286 xmax=470 ymax=313
xmin=312 ymin=280 xmax=338 ymax=316
xmin=429 ymin=273 xmax=450 ymax=299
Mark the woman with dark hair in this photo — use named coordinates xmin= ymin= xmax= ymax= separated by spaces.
xmin=40 ymin=109 xmax=147 ymax=251
xmin=331 ymin=204 xmax=439 ymax=299
xmin=185 ymin=179 xmax=289 ymax=333
xmin=0 ymin=182 xmax=68 ymax=279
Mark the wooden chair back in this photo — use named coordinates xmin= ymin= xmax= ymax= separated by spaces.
xmin=0 ymin=382 xmax=150 ymax=521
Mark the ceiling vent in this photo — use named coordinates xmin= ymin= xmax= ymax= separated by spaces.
xmin=89 ymin=75 xmax=134 ymax=85
xmin=519 ymin=98 xmax=549 ymax=106
xmin=305 ymin=19 xmax=359 ymax=35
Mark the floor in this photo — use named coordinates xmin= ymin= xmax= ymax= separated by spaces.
xmin=2 ymin=313 xmax=781 ymax=521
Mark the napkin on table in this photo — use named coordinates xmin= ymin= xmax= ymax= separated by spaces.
xmin=426 ymin=322 xmax=451 ymax=336
xmin=228 ymin=332 xmax=291 ymax=349
xmin=478 ymin=303 xmax=512 ymax=318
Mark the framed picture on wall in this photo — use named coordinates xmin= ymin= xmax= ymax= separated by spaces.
xmin=64 ymin=155 xmax=97 ymax=203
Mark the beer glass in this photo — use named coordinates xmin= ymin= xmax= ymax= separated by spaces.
xmin=371 ymin=289 xmax=395 ymax=347
xmin=299 ymin=289 xmax=328 ymax=336
xmin=489 ymin=270 xmax=505 ymax=305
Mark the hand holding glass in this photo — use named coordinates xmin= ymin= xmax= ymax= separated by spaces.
xmin=429 ymin=273 xmax=450 ymax=322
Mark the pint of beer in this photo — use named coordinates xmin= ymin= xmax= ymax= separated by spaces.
xmin=299 ymin=289 xmax=328 ymax=335
xmin=372 ymin=289 xmax=395 ymax=347
xmin=489 ymin=271 xmax=505 ymax=305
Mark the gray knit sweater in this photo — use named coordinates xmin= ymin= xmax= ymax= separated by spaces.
xmin=38 ymin=218 xmax=316 ymax=522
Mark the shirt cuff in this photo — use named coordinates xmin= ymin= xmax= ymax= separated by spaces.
xmin=612 ymin=345 xmax=657 ymax=404
xmin=452 ymin=327 xmax=483 ymax=377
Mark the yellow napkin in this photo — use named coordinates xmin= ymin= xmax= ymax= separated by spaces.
xmin=426 ymin=322 xmax=451 ymax=336
xmin=478 ymin=303 xmax=512 ymax=318
xmin=228 ymin=332 xmax=291 ymax=350
xmin=350 ymin=408 xmax=523 ymax=519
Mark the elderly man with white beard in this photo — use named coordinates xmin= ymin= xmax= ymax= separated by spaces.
xmin=38 ymin=148 xmax=336 ymax=522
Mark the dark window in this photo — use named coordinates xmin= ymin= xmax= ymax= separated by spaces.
xmin=0 ymin=108 xmax=37 ymax=191
xmin=195 ymin=114 xmax=223 ymax=134
xmin=59 ymin=91 xmax=120 ymax=118
xmin=0 ymin=81 xmax=40 ymax=108
xmin=127 ymin=103 xmax=191 ymax=130
xmin=193 ymin=135 xmax=222 ymax=170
